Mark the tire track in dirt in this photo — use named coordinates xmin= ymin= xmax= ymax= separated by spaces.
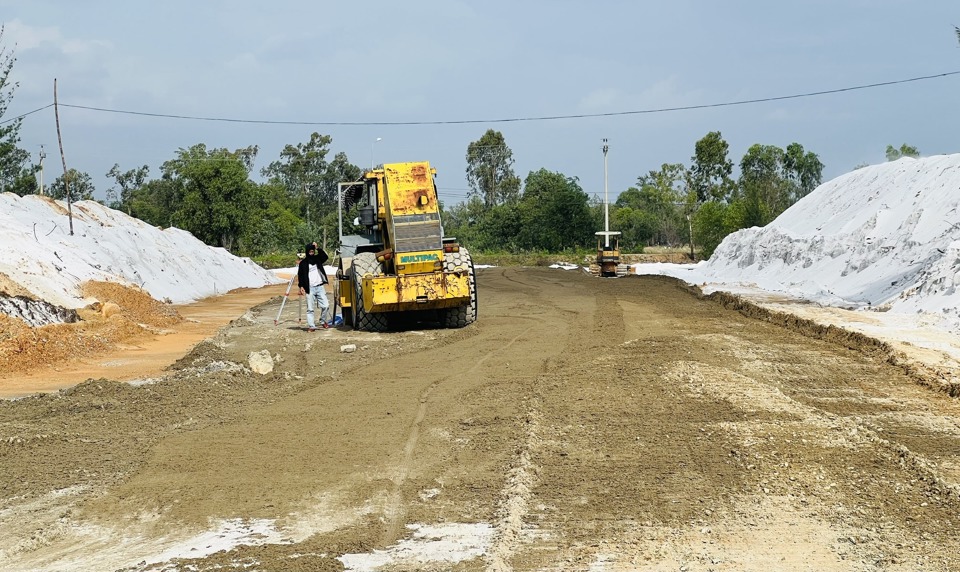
xmin=668 ymin=354 xmax=960 ymax=507
xmin=382 ymin=322 xmax=538 ymax=545
xmin=494 ymin=274 xmax=922 ymax=568
xmin=485 ymin=270 xmax=628 ymax=571
xmin=7 ymin=269 xmax=960 ymax=570
xmin=703 ymin=288 xmax=960 ymax=398
xmin=380 ymin=378 xmax=440 ymax=544
xmin=486 ymin=395 xmax=542 ymax=572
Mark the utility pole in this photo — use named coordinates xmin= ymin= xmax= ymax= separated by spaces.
xmin=37 ymin=145 xmax=46 ymax=195
xmin=53 ymin=78 xmax=73 ymax=236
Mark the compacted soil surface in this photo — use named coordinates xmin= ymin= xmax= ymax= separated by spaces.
xmin=2 ymin=267 xmax=960 ymax=571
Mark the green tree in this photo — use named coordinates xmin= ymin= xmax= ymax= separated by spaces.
xmin=49 ymin=169 xmax=95 ymax=201
xmin=692 ymin=201 xmax=738 ymax=259
xmin=782 ymin=142 xmax=824 ymax=202
xmin=0 ymin=26 xmax=31 ymax=193
xmin=106 ymin=163 xmax=150 ymax=211
xmin=516 ymin=169 xmax=593 ymax=251
xmin=164 ymin=144 xmax=258 ymax=251
xmin=322 ymin=151 xmax=362 ymax=195
xmin=476 ymin=201 xmax=524 ymax=252
xmin=739 ymin=144 xmax=789 ymax=225
xmin=885 ymin=143 xmax=920 ymax=161
xmin=318 ymin=151 xmax=362 ymax=223
xmin=7 ymin=166 xmax=38 ymax=196
xmin=465 ymin=129 xmax=521 ymax=207
xmin=238 ymin=181 xmax=306 ymax=256
xmin=626 ymin=162 xmax=689 ymax=247
xmin=125 ymin=176 xmax=182 ymax=227
xmin=261 ymin=132 xmax=334 ymax=228
xmin=261 ymin=136 xmax=360 ymax=251
xmin=610 ymin=204 xmax=658 ymax=250
xmin=689 ymin=131 xmax=734 ymax=203
xmin=442 ymin=196 xmax=488 ymax=249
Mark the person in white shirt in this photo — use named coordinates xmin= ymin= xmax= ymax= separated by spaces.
xmin=297 ymin=242 xmax=330 ymax=331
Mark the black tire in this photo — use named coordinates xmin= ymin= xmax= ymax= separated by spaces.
xmin=352 ymin=252 xmax=389 ymax=332
xmin=440 ymin=247 xmax=477 ymax=328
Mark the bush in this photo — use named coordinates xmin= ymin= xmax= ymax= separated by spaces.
xmin=251 ymin=251 xmax=301 ymax=269
xmin=471 ymin=248 xmax=595 ymax=267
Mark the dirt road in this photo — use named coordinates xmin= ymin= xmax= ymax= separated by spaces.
xmin=2 ymin=267 xmax=960 ymax=571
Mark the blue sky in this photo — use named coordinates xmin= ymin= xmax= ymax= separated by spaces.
xmin=2 ymin=0 xmax=959 ymax=206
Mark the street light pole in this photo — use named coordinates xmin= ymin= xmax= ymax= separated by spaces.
xmin=371 ymin=137 xmax=382 ymax=169
xmin=603 ymin=138 xmax=610 ymax=248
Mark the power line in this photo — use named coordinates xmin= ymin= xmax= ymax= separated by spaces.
xmin=0 ymin=103 xmax=53 ymax=125
xmin=22 ymin=70 xmax=956 ymax=127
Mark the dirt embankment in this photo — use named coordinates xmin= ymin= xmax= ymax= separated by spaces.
xmin=0 ymin=282 xmax=179 ymax=376
xmin=622 ymin=252 xmax=696 ymax=264
xmin=0 ymin=281 xmax=287 ymax=398
xmin=1 ymin=269 xmax=960 ymax=571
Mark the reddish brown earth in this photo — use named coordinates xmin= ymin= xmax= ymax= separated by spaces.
xmin=1 ymin=267 xmax=959 ymax=571
xmin=0 ymin=282 xmax=289 ymax=398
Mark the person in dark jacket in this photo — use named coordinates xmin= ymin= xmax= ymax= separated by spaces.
xmin=297 ymin=242 xmax=330 ymax=331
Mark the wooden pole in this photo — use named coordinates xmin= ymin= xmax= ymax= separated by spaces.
xmin=53 ymin=78 xmax=73 ymax=236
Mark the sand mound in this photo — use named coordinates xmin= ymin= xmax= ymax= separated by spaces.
xmin=81 ymin=281 xmax=181 ymax=328
xmin=0 ymin=281 xmax=183 ymax=375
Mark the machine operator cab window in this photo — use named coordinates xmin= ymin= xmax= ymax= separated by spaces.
xmin=356 ymin=178 xmax=378 ymax=229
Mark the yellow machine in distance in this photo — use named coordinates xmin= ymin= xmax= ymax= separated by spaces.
xmin=590 ymin=234 xmax=630 ymax=277
xmin=334 ymin=161 xmax=477 ymax=331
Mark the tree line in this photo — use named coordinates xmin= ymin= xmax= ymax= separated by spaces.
xmin=0 ymin=27 xmax=925 ymax=261
xmin=447 ymin=129 xmax=829 ymax=259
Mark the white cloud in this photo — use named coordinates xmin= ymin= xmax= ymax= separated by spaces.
xmin=634 ymin=76 xmax=703 ymax=109
xmin=224 ymin=52 xmax=260 ymax=72
xmin=579 ymin=88 xmax=623 ymax=110
xmin=60 ymin=37 xmax=111 ymax=56
xmin=5 ymin=19 xmax=111 ymax=55
xmin=764 ymin=108 xmax=791 ymax=121
xmin=4 ymin=19 xmax=60 ymax=51
xmin=579 ymin=77 xmax=705 ymax=114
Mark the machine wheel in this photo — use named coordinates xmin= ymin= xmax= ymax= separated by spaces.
xmin=351 ymin=252 xmax=388 ymax=332
xmin=440 ymin=247 xmax=477 ymax=328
